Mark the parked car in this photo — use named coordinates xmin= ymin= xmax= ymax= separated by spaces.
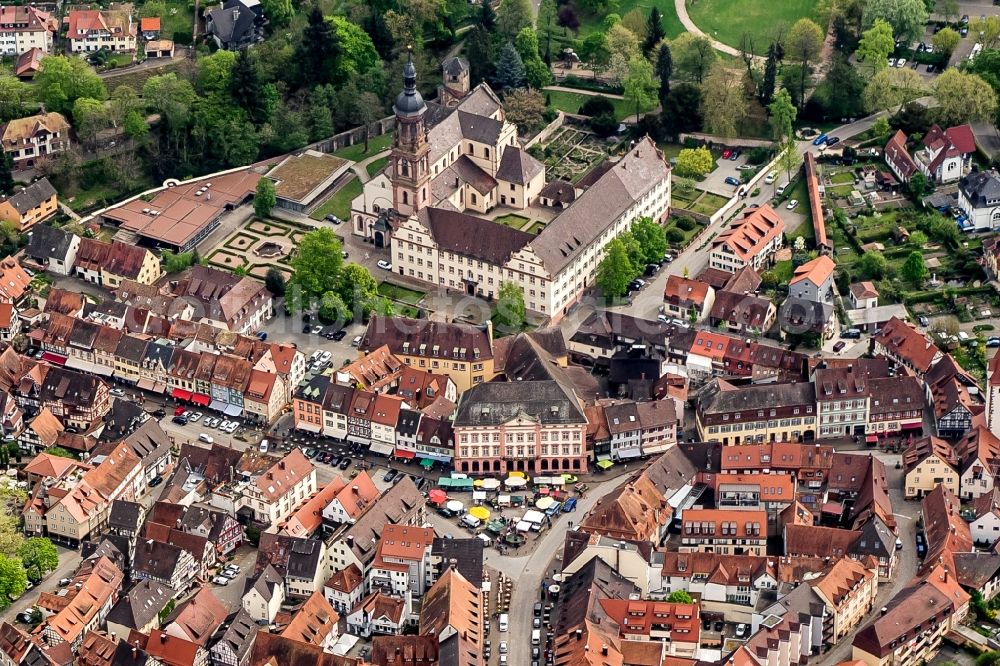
xmin=332 ymin=329 xmax=348 ymax=341
xmin=172 ymin=415 xmax=188 ymax=425
xmin=58 ymin=578 xmax=72 ymax=587
xmin=212 ymin=576 xmax=230 ymax=585
xmin=736 ymin=624 xmax=749 ymax=638
xmin=383 ymin=469 xmax=398 ymax=482
xmin=377 ymin=260 xmax=392 ymax=271
xmin=563 ymin=497 xmax=578 ymax=512
xmin=188 ymin=412 xmax=202 ymax=423
xmin=352 ymin=335 xmax=363 ymax=347
xmin=152 ymin=408 xmax=166 ymax=418
xmin=895 ymin=57 xmax=907 ymax=68
xmin=312 ymin=325 xmax=323 ymax=334
xmin=826 ymin=137 xmax=841 ymax=147
xmin=833 ymin=341 xmax=846 ymax=352
xmin=812 ymin=133 xmax=828 ymax=146
xmin=722 ymin=149 xmax=732 ymax=159
xmin=987 ymin=337 xmax=1000 ymax=348
xmin=918 ymin=316 xmax=930 ymax=327
xmin=325 ymin=214 xmax=342 ymax=224
xmin=729 ymin=148 xmax=741 ymax=160
xmin=110 ymin=388 xmax=126 ymax=397
xmin=339 ymin=457 xmax=352 ymax=470
xmin=786 ymin=199 xmax=799 ymax=210
xmin=724 ymin=176 xmax=740 ymax=186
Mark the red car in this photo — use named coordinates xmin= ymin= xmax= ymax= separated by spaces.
xmin=721 ymin=149 xmax=732 ymax=159
xmin=174 ymin=406 xmax=186 ymax=416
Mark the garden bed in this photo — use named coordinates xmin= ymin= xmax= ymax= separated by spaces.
xmin=377 ymin=282 xmax=425 ymax=305
xmin=536 ymin=126 xmax=623 ymax=184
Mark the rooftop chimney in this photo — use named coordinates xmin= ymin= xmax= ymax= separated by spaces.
xmin=601 ymin=645 xmax=609 ymax=656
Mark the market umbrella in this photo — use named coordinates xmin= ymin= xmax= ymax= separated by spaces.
xmin=481 ymin=478 xmax=501 ymax=490
xmin=505 ymin=476 xmax=527 ymax=488
xmin=473 ymin=479 xmax=484 ymax=488
xmin=509 ymin=471 xmax=526 ymax=478
xmin=428 ymin=489 xmax=447 ymax=504
xmin=561 ymin=474 xmax=578 ymax=483
xmin=596 ymin=459 xmax=614 ymax=470
xmin=538 ymin=487 xmax=550 ymax=496
xmin=419 ymin=458 xmax=434 ymax=469
xmin=536 ymin=497 xmax=555 ymax=510
xmin=469 ymin=506 xmax=491 ymax=521
xmin=446 ymin=500 xmax=465 ymax=513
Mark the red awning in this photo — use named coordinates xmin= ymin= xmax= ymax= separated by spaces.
xmin=865 ymin=435 xmax=878 ymax=443
xmin=394 ymin=449 xmax=416 ymax=459
xmin=172 ymin=388 xmax=192 ymax=401
xmin=901 ymin=422 xmax=922 ymax=431
xmin=191 ymin=393 xmax=211 ymax=407
xmin=41 ymin=352 xmax=67 ymax=365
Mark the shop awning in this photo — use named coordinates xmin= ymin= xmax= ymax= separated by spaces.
xmin=420 ymin=458 xmax=434 ymax=469
xmin=596 ymin=455 xmax=611 ymax=462
xmin=369 ymin=442 xmax=393 ymax=456
xmin=152 ymin=382 xmax=166 ymax=394
xmin=617 ymin=449 xmax=642 ymax=460
xmin=865 ymin=435 xmax=878 ymax=443
xmin=209 ymin=399 xmax=227 ymax=412
xmin=192 ymin=393 xmax=211 ymax=407
xmin=66 ymin=357 xmax=109 ymax=376
xmin=394 ymin=449 xmax=416 ymax=459
xmin=223 ymin=404 xmax=243 ymax=417
xmin=901 ymin=422 xmax=922 ymax=431
xmin=41 ymin=352 xmax=67 ymax=365
xmin=296 ymin=422 xmax=322 ymax=433
xmin=596 ymin=459 xmax=614 ymax=470
xmin=418 ymin=453 xmax=452 ymax=463
xmin=137 ymin=378 xmax=156 ymax=391
xmin=172 ymin=388 xmax=192 ymax=401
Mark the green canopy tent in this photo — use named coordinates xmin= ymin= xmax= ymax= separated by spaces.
xmin=419 ymin=458 xmax=434 ymax=469
xmin=596 ymin=459 xmax=614 ymax=470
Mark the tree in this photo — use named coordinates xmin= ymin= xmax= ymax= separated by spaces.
xmin=655 ymin=42 xmax=672 ymax=107
xmin=254 ymin=179 xmax=276 ymax=218
xmin=621 ymin=9 xmax=647 ymax=43
xmin=701 ymin=62 xmax=746 ymax=138
xmin=494 ymin=282 xmax=526 ymax=332
xmin=0 ymin=153 xmax=13 ymax=195
xmin=515 ymin=28 xmax=552 ymax=89
xmin=666 ymin=590 xmax=694 ymax=603
xmin=623 ymin=56 xmax=658 ymax=121
xmin=629 ymin=217 xmax=667 ymax=264
xmin=607 ymin=23 xmax=641 ymax=64
xmin=493 ymin=42 xmax=527 ymax=91
xmin=498 ymin=0 xmax=533 ymax=40
xmin=971 ymin=16 xmax=1000 ymax=50
xmin=909 ymin=230 xmax=928 ymax=246
xmin=901 ymin=250 xmax=927 ymax=284
xmin=35 ymin=56 xmax=106 ymax=115
xmin=596 ymin=238 xmax=634 ymax=297
xmin=265 ymin=268 xmax=286 ymax=296
xmin=162 ymin=251 xmax=196 ymax=273
xmin=933 ymin=69 xmax=998 ymax=126
xmin=661 ymin=82 xmax=703 ymax=137
xmin=672 ymin=33 xmax=717 ymax=83
xmin=811 ymin=56 xmax=866 ymax=119
xmin=768 ymin=89 xmax=797 ymax=141
xmin=939 ymin=0 xmax=959 ymax=23
xmin=859 ymin=250 xmax=889 ymax=279
xmin=196 ymin=50 xmax=236 ymax=95
xmin=318 ymin=291 xmax=350 ymax=324
xmin=675 ymin=147 xmax=714 ymax=177
xmin=328 ymin=17 xmax=381 ymax=84
xmin=862 ymin=0 xmax=927 ymax=43
xmin=556 ymin=5 xmax=580 ymax=34
xmin=931 ymin=27 xmax=960 ymax=59
xmin=786 ymin=19 xmax=824 ymax=109
xmin=18 ymin=538 xmax=57 ymax=582
xmin=466 ymin=27 xmax=498 ymax=84
xmin=863 ymin=66 xmax=925 ymax=113
xmin=478 ymin=0 xmax=497 ymax=31
xmin=0 ymin=554 xmax=26 ymax=608
xmin=0 ymin=76 xmax=33 ymax=122
xmin=857 ymin=19 xmax=895 ymax=72
xmin=738 ymin=32 xmax=755 ymax=73
xmin=778 ymin=139 xmax=798 ymax=184
xmin=230 ymin=49 xmax=274 ymax=125
xmin=909 ymin=172 xmax=930 ymax=199
xmin=537 ymin=0 xmax=557 ymax=61
xmin=580 ymin=96 xmax=616 ymax=117
xmin=760 ymin=43 xmax=778 ymax=105
xmin=643 ymin=8 xmax=665 ymax=56
xmin=294 ymin=5 xmax=341 ymax=87
xmin=123 ymin=110 xmax=148 ymax=142
xmin=261 ymin=0 xmax=293 ymax=27
xmin=579 ymin=33 xmax=612 ymax=77
xmin=504 ymin=88 xmax=546 ymax=131
xmin=337 ymin=263 xmax=378 ymax=313
xmin=872 ymin=116 xmax=892 ymax=143
xmin=71 ymin=98 xmax=107 ymax=146
xmin=290 ymin=228 xmax=344 ymax=304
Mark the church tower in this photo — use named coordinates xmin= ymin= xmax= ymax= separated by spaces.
xmin=390 ymin=50 xmax=430 ymax=217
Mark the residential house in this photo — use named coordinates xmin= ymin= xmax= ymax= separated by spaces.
xmin=324 ymin=564 xmax=365 ymax=615
xmin=851 ymin=583 xmax=956 ymax=666
xmin=680 ymin=509 xmax=767 ymax=555
xmin=146 ymin=501 xmax=243 ymax=557
xmin=132 ymin=538 xmax=197 ymax=593
xmin=813 ymin=361 xmax=882 ymax=439
xmin=712 ymin=472 xmax=795 ymax=524
xmin=872 ymin=316 xmax=942 ymax=376
xmin=708 ymin=205 xmax=785 ymax=273
xmin=158 ymin=265 xmax=272 ymax=334
xmin=884 ymin=130 xmax=918 ymax=184
xmin=321 ymin=471 xmax=381 ymax=526
xmin=903 ymin=436 xmax=960 ymax=499
xmin=567 ymin=311 xmax=671 ymax=366
xmin=655 ymin=551 xmax=776 ymax=608
xmin=163 ymin=587 xmax=228 ymax=647
xmin=811 ymin=558 xmax=879 ymax=643
xmin=39 ymin=556 xmax=124 ymax=650
xmin=0 ymin=178 xmax=57 ymax=232
xmin=239 ymin=448 xmax=316 ymax=527
xmin=74 ymin=238 xmax=162 ymax=288
xmin=205 ymin=0 xmax=263 ymax=50
xmin=242 ymin=564 xmax=285 ymax=624
xmin=849 ymin=282 xmax=880 ymax=310
xmin=960 ymin=170 xmax=1000 ymax=231
xmin=708 ymin=290 xmax=776 ymax=334
xmin=139 ymin=16 xmax=160 ymax=39
xmin=369 ymin=524 xmax=436 ymax=597
xmin=279 ymin=481 xmax=344 ymax=538
xmin=24 ymin=224 xmax=80 ymax=276
xmin=0 ymin=257 xmax=30 ymax=304
xmin=696 ymin=379 xmax=817 ymax=444
xmin=347 ymin=591 xmax=411 ymax=638
xmin=662 ymin=276 xmax=714 ymax=323
xmin=0 ymin=111 xmax=70 ymax=169
xmin=66 ymin=5 xmax=136 ymax=53
xmin=253 ymin=343 xmax=305 ymax=405
xmin=955 ymin=425 xmax=1000 ymax=501
xmin=243 ymin=369 xmax=285 ymax=425
xmin=285 ymin=538 xmax=326 ymax=598
xmin=418 ymin=567 xmax=483 ymax=666
xmin=370 ymin=636 xmax=440 ymax=666
xmin=914 ymin=124 xmax=976 ymax=184
xmin=209 ymin=609 xmax=257 ymax=666
xmin=279 ymin=591 xmax=339 ymax=651
xmin=130 ymin=629 xmax=206 ymax=666
xmin=788 ymin=255 xmax=836 ymax=304
xmin=0 ymin=6 xmax=56 ymax=56
xmin=926 ymin=354 xmax=981 ymax=437
xmin=866 ymin=376 xmax=926 ymax=436
xmin=105 ymin=579 xmax=173 ymax=639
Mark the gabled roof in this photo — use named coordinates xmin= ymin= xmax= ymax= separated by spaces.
xmin=26 ymin=224 xmax=76 ymax=262
xmin=1 ymin=178 xmax=56 ymax=215
xmin=106 ymin=579 xmax=173 ymax=631
xmin=789 ymin=255 xmax=835 ymax=287
xmin=884 ymin=129 xmax=917 ymax=179
xmin=663 ymin=275 xmax=711 ymax=307
xmin=495 ymin=146 xmax=544 ymax=185
xmin=164 ymin=587 xmax=227 ymax=646
xmin=711 ymin=205 xmax=785 ymax=262
xmin=873 ymin=316 xmax=940 ymax=373
xmin=279 ymin=591 xmax=338 ymax=647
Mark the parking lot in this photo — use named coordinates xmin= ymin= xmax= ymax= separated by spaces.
xmin=699 ymin=150 xmax=753 ymax=197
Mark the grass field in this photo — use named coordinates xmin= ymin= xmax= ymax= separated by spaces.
xmin=494 ymin=213 xmax=531 ymax=230
xmin=310 ymin=177 xmax=362 ymax=221
xmin=690 ymin=192 xmax=729 ymax=216
xmin=158 ymin=0 xmax=194 ymax=41
xmin=366 ymin=157 xmax=389 ymax=177
xmin=545 ymin=90 xmax=629 ymax=121
xmin=571 ymin=0 xmax=684 ymax=39
xmin=686 ymin=0 xmax=823 ymax=50
xmin=377 ymin=282 xmax=425 ymax=305
xmin=332 ymin=133 xmax=394 ymax=163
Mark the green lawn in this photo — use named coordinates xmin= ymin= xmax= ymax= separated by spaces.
xmin=830 ymin=171 xmax=855 ymax=185
xmin=366 ymin=156 xmax=389 ymax=177
xmin=332 ymin=133 xmax=394 ymax=163
xmin=310 ymin=177 xmax=362 ymax=221
xmin=377 ymin=282 xmax=425 ymax=305
xmin=525 ymin=221 xmax=546 ymax=234
xmin=686 ymin=0 xmax=823 ymax=50
xmin=157 ymin=0 xmax=194 ymax=41
xmin=572 ymin=0 xmax=684 ymax=39
xmin=771 ymin=260 xmax=794 ymax=283
xmin=494 ymin=213 xmax=531 ymax=230
xmin=545 ymin=90 xmax=629 ymax=121
xmin=690 ymin=192 xmax=728 ymax=216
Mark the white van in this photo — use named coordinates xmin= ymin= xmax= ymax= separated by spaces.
xmin=198 ymin=433 xmax=213 ymax=444
xmin=461 ymin=514 xmax=482 ymax=529
xmin=776 ymin=182 xmax=789 ymax=196
xmin=764 ymin=171 xmax=777 ymax=185
xmin=259 ymin=439 xmax=269 ymax=453
xmin=532 ymin=629 xmax=541 ymax=645
xmin=499 ymin=614 xmax=509 ymax=632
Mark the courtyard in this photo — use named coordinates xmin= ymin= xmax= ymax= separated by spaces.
xmin=535 ymin=126 xmax=625 ymax=185
xmin=204 ymin=217 xmax=313 ymax=281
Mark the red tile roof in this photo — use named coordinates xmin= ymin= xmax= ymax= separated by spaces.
xmin=663 ymin=275 xmax=711 ymax=307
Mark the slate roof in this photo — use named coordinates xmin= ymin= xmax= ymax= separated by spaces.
xmin=416 ymin=207 xmax=533 ymax=266
xmin=25 ymin=224 xmax=74 ymax=261
xmin=211 ymin=609 xmax=258 ymax=665
xmin=495 ymin=146 xmax=544 ymax=185
xmin=538 ymin=179 xmax=576 ymax=205
xmin=1 ymin=178 xmax=55 ymax=214
xmin=453 ymin=379 xmax=585 ymax=426
xmin=105 ymin=579 xmax=173 ymax=631
xmin=431 ymin=537 xmax=484 ymax=588
xmin=207 ymin=0 xmax=255 ymax=44
xmin=960 ymin=170 xmax=1000 ymax=209
xmin=107 ymin=500 xmax=144 ymax=534
xmin=442 ymin=56 xmax=468 ymax=76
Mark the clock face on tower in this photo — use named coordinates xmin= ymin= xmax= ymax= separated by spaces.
xmin=390 ymin=51 xmax=430 ymax=216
